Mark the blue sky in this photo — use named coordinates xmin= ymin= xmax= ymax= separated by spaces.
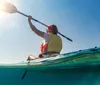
xmin=0 ymin=0 xmax=100 ymax=63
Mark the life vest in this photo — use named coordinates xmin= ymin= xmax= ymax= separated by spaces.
xmin=40 ymin=33 xmax=62 ymax=53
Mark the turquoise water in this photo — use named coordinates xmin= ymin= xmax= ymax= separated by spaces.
xmin=0 ymin=66 xmax=100 ymax=85
xmin=0 ymin=47 xmax=100 ymax=85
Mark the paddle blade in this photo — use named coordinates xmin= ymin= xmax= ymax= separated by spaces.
xmin=0 ymin=2 xmax=17 ymax=13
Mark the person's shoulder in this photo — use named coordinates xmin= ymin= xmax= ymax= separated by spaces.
xmin=57 ymin=34 xmax=62 ymax=39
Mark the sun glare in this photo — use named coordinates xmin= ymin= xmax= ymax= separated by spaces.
xmin=0 ymin=0 xmax=5 ymax=19
xmin=0 ymin=0 xmax=12 ymax=19
xmin=0 ymin=0 xmax=7 ymax=19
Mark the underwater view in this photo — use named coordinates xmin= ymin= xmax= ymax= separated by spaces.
xmin=0 ymin=64 xmax=100 ymax=85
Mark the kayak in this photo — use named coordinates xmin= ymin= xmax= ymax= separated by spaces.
xmin=1 ymin=47 xmax=100 ymax=69
xmin=0 ymin=47 xmax=100 ymax=85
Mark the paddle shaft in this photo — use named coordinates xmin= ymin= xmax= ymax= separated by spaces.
xmin=17 ymin=11 xmax=48 ymax=27
xmin=21 ymin=70 xmax=27 ymax=80
xmin=17 ymin=11 xmax=73 ymax=42
xmin=21 ymin=61 xmax=30 ymax=80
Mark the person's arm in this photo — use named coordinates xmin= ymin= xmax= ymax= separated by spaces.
xmin=28 ymin=16 xmax=44 ymax=38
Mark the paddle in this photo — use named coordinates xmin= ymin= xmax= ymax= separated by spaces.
xmin=21 ymin=70 xmax=28 ymax=80
xmin=21 ymin=60 xmax=30 ymax=80
xmin=0 ymin=2 xmax=73 ymax=42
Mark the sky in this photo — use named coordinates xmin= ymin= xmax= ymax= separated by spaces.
xmin=0 ymin=0 xmax=100 ymax=63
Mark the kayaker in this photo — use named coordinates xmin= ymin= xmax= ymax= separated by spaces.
xmin=27 ymin=16 xmax=62 ymax=60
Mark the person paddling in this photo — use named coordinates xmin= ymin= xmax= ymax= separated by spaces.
xmin=27 ymin=16 xmax=62 ymax=60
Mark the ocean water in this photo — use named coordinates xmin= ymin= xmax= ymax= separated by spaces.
xmin=0 ymin=65 xmax=100 ymax=85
